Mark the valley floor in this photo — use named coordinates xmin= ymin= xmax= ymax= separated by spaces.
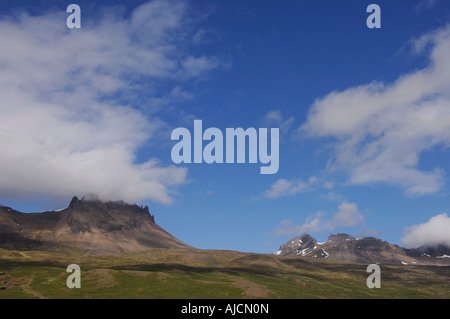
xmin=0 ymin=248 xmax=448 ymax=299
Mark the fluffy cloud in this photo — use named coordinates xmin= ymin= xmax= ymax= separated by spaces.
xmin=401 ymin=213 xmax=450 ymax=248
xmin=326 ymin=202 xmax=364 ymax=229
xmin=300 ymin=25 xmax=450 ymax=196
xmin=0 ymin=1 xmax=222 ymax=204
xmin=274 ymin=202 xmax=364 ymax=236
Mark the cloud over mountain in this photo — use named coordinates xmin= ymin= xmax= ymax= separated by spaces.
xmin=0 ymin=1 xmax=222 ymax=204
xmin=402 ymin=213 xmax=450 ymax=248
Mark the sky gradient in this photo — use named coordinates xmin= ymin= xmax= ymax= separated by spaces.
xmin=1 ymin=0 xmax=450 ymax=253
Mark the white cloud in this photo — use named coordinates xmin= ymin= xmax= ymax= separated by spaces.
xmin=326 ymin=202 xmax=364 ymax=229
xmin=274 ymin=213 xmax=324 ymax=237
xmin=256 ymin=175 xmax=332 ymax=200
xmin=260 ymin=178 xmax=307 ymax=199
xmin=262 ymin=109 xmax=294 ymax=135
xmin=274 ymin=202 xmax=364 ymax=236
xmin=401 ymin=213 xmax=450 ymax=248
xmin=0 ymin=1 xmax=222 ymax=204
xmin=300 ymin=25 xmax=450 ymax=196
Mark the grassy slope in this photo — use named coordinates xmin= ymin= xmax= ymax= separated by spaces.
xmin=0 ymin=248 xmax=448 ymax=299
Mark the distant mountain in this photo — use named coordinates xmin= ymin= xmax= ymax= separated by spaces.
xmin=0 ymin=196 xmax=190 ymax=254
xmin=276 ymin=233 xmax=450 ymax=266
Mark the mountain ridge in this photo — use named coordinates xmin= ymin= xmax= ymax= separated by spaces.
xmin=0 ymin=196 xmax=190 ymax=254
xmin=276 ymin=233 xmax=450 ymax=266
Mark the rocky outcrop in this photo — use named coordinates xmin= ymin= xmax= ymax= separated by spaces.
xmin=0 ymin=196 xmax=190 ymax=254
xmin=277 ymin=233 xmax=450 ymax=266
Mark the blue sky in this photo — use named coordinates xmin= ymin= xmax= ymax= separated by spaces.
xmin=1 ymin=0 xmax=450 ymax=253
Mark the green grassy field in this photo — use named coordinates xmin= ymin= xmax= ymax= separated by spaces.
xmin=0 ymin=248 xmax=448 ymax=299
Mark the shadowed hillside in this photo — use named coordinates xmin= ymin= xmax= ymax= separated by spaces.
xmin=0 ymin=196 xmax=190 ymax=254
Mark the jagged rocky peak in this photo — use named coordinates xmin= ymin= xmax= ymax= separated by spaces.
xmin=288 ymin=233 xmax=317 ymax=247
xmin=298 ymin=233 xmax=317 ymax=246
xmin=0 ymin=195 xmax=189 ymax=253
xmin=69 ymin=195 xmax=80 ymax=208
xmin=67 ymin=195 xmax=154 ymax=222
xmin=276 ymin=233 xmax=318 ymax=256
xmin=76 ymin=193 xmax=128 ymax=207
xmin=328 ymin=233 xmax=355 ymax=242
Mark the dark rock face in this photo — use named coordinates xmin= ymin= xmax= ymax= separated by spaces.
xmin=276 ymin=234 xmax=318 ymax=256
xmin=328 ymin=233 xmax=355 ymax=242
xmin=68 ymin=218 xmax=91 ymax=233
xmin=416 ymin=244 xmax=450 ymax=257
xmin=277 ymin=233 xmax=450 ymax=266
xmin=0 ymin=196 xmax=189 ymax=254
